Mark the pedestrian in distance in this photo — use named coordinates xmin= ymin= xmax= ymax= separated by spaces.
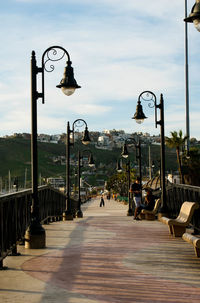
xmin=100 ymin=196 xmax=105 ymax=207
xmin=129 ymin=176 xmax=142 ymax=220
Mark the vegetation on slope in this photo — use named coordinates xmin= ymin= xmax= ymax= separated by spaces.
xmin=0 ymin=137 xmax=180 ymax=189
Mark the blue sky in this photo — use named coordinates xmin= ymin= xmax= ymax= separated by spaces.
xmin=1 ymin=0 xmax=200 ymax=138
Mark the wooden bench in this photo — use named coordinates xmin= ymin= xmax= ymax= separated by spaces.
xmin=140 ymin=198 xmax=161 ymax=220
xmin=182 ymin=233 xmax=200 ymax=257
xmin=159 ymin=201 xmax=199 ymax=237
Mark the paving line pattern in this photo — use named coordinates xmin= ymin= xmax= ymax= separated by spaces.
xmin=1 ymin=198 xmax=200 ymax=303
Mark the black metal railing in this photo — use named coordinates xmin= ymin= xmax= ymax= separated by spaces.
xmin=2 ymin=182 xmax=200 ymax=268
xmin=165 ymin=183 xmax=200 ymax=231
xmin=0 ymin=185 xmax=68 ymax=268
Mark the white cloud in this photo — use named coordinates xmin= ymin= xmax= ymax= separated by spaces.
xmin=0 ymin=0 xmax=199 ymax=139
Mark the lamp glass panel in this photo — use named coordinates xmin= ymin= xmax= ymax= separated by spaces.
xmin=89 ymin=163 xmax=95 ymax=168
xmin=193 ymin=19 xmax=200 ymax=31
xmin=82 ymin=140 xmax=90 ymax=145
xmin=135 ymin=119 xmax=144 ymax=124
xmin=80 ymin=158 xmax=83 ymax=167
xmin=61 ymin=87 xmax=75 ymax=96
xmin=69 ymin=132 xmax=74 ymax=144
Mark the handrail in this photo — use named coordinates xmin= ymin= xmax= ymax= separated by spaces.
xmin=0 ymin=185 xmax=67 ymax=269
xmin=165 ymin=183 xmax=200 ymax=233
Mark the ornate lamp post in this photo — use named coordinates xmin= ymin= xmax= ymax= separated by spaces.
xmin=116 ymin=158 xmax=131 ymax=216
xmin=25 ymin=46 xmax=80 ymax=249
xmin=77 ymin=150 xmax=95 ymax=218
xmin=121 ymin=138 xmax=142 ymax=216
xmin=132 ymin=91 xmax=167 ymax=214
xmin=121 ymin=138 xmax=142 ymax=186
xmin=64 ymin=119 xmax=91 ymax=221
xmin=184 ymin=0 xmax=200 ymax=31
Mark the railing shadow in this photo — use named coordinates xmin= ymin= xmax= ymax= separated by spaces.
xmin=23 ymin=198 xmax=95 ymax=302
xmin=0 ymin=185 xmax=89 ymax=268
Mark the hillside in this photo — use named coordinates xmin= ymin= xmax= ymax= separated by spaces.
xmin=0 ymin=137 xmax=179 ymax=189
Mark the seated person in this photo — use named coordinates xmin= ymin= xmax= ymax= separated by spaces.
xmin=136 ymin=188 xmax=155 ymax=218
xmin=143 ymin=189 xmax=155 ymax=211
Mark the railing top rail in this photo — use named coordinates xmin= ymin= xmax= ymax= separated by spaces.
xmin=0 ymin=185 xmax=66 ymax=203
xmin=166 ymin=183 xmax=200 ymax=192
xmin=0 ymin=188 xmax=32 ymax=200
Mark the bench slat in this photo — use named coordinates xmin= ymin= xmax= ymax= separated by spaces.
xmin=160 ymin=202 xmax=199 ymax=237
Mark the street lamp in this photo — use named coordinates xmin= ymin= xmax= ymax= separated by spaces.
xmin=64 ymin=119 xmax=91 ymax=221
xmin=184 ymin=0 xmax=200 ymax=31
xmin=121 ymin=137 xmax=142 ymax=189
xmin=132 ymin=91 xmax=167 ymax=214
xmin=116 ymin=158 xmax=122 ymax=173
xmin=25 ymin=46 xmax=80 ymax=249
xmin=77 ymin=150 xmax=95 ymax=218
xmin=117 ymin=158 xmax=132 ymax=216
xmin=122 ymin=138 xmax=142 ymax=216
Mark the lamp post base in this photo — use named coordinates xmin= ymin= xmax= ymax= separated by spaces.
xmin=158 ymin=206 xmax=168 ymax=220
xmin=25 ymin=221 xmax=46 ymax=249
xmin=127 ymin=208 xmax=133 ymax=216
xmin=77 ymin=210 xmax=83 ymax=218
xmin=63 ymin=210 xmax=73 ymax=221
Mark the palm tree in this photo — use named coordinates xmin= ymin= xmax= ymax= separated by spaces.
xmin=165 ymin=130 xmax=187 ymax=184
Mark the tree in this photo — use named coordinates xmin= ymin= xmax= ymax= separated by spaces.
xmin=183 ymin=147 xmax=200 ymax=186
xmin=190 ymin=137 xmax=197 ymax=146
xmin=106 ymin=172 xmax=127 ymax=196
xmin=106 ymin=167 xmax=136 ymax=196
xmin=165 ymin=130 xmax=187 ymax=184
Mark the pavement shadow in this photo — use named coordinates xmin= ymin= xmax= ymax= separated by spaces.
xmin=24 ymin=198 xmax=103 ymax=303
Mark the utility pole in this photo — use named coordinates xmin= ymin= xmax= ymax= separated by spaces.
xmin=149 ymin=144 xmax=152 ymax=179
xmin=185 ymin=0 xmax=190 ymax=153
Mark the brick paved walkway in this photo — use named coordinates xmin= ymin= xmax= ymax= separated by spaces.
xmin=1 ymin=197 xmax=200 ymax=302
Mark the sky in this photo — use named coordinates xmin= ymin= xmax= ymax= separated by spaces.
xmin=1 ymin=0 xmax=200 ymax=139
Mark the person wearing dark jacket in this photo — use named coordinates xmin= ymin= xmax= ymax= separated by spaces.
xmin=100 ymin=196 xmax=105 ymax=207
xmin=143 ymin=189 xmax=155 ymax=211
xmin=130 ymin=177 xmax=142 ymax=220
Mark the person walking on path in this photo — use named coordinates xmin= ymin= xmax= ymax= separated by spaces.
xmin=100 ymin=196 xmax=105 ymax=207
xmin=130 ymin=177 xmax=142 ymax=220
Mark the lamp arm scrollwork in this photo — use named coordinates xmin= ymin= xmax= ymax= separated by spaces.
xmin=40 ymin=46 xmax=71 ymax=104
xmin=72 ymin=118 xmax=88 ymax=132
xmin=79 ymin=149 xmax=92 ymax=167
xmin=70 ymin=119 xmax=88 ymax=146
xmin=125 ymin=136 xmax=140 ymax=148
xmin=138 ymin=90 xmax=158 ymax=128
xmin=42 ymin=46 xmax=70 ymax=72
xmin=81 ymin=149 xmax=91 ymax=157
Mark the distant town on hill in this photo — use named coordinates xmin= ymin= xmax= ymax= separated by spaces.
xmin=3 ymin=129 xmax=200 ymax=149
